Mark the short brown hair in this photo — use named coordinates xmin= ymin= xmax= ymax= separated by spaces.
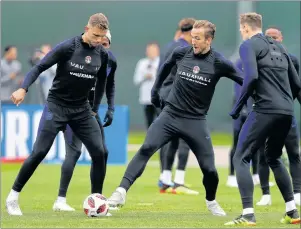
xmin=178 ymin=18 xmax=196 ymax=32
xmin=240 ymin=12 xmax=262 ymax=30
xmin=193 ymin=20 xmax=216 ymax=39
xmin=88 ymin=13 xmax=109 ymax=30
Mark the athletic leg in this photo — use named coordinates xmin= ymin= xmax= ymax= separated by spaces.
xmin=227 ymin=115 xmax=245 ymax=187
xmin=160 ymin=138 xmax=179 ymax=187
xmin=6 ymin=102 xmax=66 ymax=215
xmin=226 ymin=111 xmax=270 ymax=225
xmin=284 ymin=117 xmax=301 ymax=205
xmin=181 ymin=118 xmax=225 ymax=216
xmin=53 ymin=125 xmax=82 ymax=211
xmin=69 ymin=109 xmax=106 ymax=195
xmin=264 ymin=115 xmax=300 ymax=224
xmin=144 ymin=105 xmax=155 ymax=128
xmin=174 ymin=139 xmax=190 ymax=185
xmin=107 ymin=110 xmax=178 ymax=208
xmin=257 ymin=145 xmax=272 ymax=206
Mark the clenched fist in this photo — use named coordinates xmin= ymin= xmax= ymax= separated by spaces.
xmin=11 ymin=88 xmax=27 ymax=106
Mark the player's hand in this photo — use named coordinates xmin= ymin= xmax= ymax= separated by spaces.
xmin=151 ymin=90 xmax=161 ymax=108
xmin=229 ymin=111 xmax=240 ymax=120
xmin=145 ymin=73 xmax=153 ymax=80
xmin=9 ymin=72 xmax=17 ymax=80
xmin=91 ymin=111 xmax=97 ymax=116
xmin=11 ymin=88 xmax=26 ymax=106
xmin=103 ymin=110 xmax=114 ymax=127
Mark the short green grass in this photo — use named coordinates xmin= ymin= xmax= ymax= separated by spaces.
xmin=128 ymin=132 xmax=232 ymax=145
xmin=1 ymin=163 xmax=299 ymax=228
xmin=1 ymin=132 xmax=300 ymax=228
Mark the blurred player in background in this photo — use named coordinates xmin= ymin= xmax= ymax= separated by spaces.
xmin=6 ymin=13 xmax=109 ymax=216
xmin=133 ymin=42 xmax=160 ymax=129
xmin=29 ymin=44 xmax=57 ymax=104
xmin=53 ymin=30 xmax=117 ymax=213
xmin=107 ymin=20 xmax=244 ymax=216
xmin=256 ymin=26 xmax=301 ymax=207
xmin=226 ymin=59 xmax=260 ymax=188
xmin=157 ymin=18 xmax=199 ymax=195
xmin=1 ymin=46 xmax=22 ymax=104
xmin=226 ymin=13 xmax=301 ymax=226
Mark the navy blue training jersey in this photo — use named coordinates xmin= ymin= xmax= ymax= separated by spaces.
xmin=152 ymin=46 xmax=243 ymax=118
xmin=21 ymin=35 xmax=109 ymax=112
xmin=232 ymin=34 xmax=301 ymax=116
xmin=159 ymin=38 xmax=190 ymax=101
xmin=234 ymin=53 xmax=300 ymax=115
xmin=234 ymin=59 xmax=253 ymax=115
xmin=88 ymin=50 xmax=117 ymax=111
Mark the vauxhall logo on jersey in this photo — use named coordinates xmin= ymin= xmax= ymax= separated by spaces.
xmin=70 ymin=62 xmax=84 ymax=69
xmin=177 ymin=68 xmax=211 ymax=84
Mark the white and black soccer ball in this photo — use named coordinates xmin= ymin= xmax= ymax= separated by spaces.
xmin=83 ymin=193 xmax=109 ymax=217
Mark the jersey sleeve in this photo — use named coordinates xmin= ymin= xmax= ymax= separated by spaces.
xmin=21 ymin=38 xmax=74 ymax=91
xmin=152 ymin=46 xmax=188 ymax=92
xmin=105 ymin=55 xmax=117 ymax=111
xmin=230 ymin=40 xmax=258 ymax=116
xmin=92 ymin=49 xmax=109 ymax=113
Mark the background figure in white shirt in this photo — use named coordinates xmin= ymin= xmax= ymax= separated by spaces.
xmin=29 ymin=44 xmax=57 ymax=104
xmin=134 ymin=42 xmax=160 ymax=128
xmin=1 ymin=46 xmax=23 ymax=104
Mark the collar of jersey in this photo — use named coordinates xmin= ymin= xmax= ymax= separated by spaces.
xmin=79 ymin=33 xmax=96 ymax=49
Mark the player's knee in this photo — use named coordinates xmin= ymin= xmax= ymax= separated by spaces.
xmin=286 ymin=148 xmax=301 ymax=162
xmin=232 ymin=152 xmax=241 ymax=167
xmin=202 ymin=166 xmax=218 ymax=178
xmin=265 ymin=156 xmax=281 ymax=169
xmin=67 ymin=150 xmax=81 ymax=164
xmin=89 ymin=142 xmax=105 ymax=159
xmin=139 ymin=143 xmax=157 ymax=156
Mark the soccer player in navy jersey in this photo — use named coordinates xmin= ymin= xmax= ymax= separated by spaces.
xmin=158 ymin=18 xmax=199 ymax=195
xmin=6 ymin=13 xmax=110 ymax=216
xmin=226 ymin=13 xmax=301 ymax=226
xmin=107 ymin=20 xmax=243 ymax=216
xmin=255 ymin=26 xmax=301 ymax=207
xmin=53 ymin=30 xmax=117 ymax=212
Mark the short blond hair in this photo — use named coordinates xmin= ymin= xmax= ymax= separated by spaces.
xmin=193 ymin=20 xmax=216 ymax=39
xmin=88 ymin=13 xmax=109 ymax=30
xmin=240 ymin=12 xmax=262 ymax=30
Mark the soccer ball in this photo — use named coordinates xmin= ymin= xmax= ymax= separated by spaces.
xmin=83 ymin=193 xmax=109 ymax=217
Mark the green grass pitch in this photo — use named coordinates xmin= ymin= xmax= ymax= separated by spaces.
xmin=1 ymin=132 xmax=300 ymax=228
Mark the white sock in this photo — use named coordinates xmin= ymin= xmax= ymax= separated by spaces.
xmin=294 ymin=193 xmax=300 ymax=199
xmin=252 ymin=174 xmax=259 ymax=179
xmin=116 ymin=187 xmax=127 ymax=196
xmin=57 ymin=196 xmax=66 ymax=203
xmin=162 ymin=170 xmax=172 ymax=185
xmin=159 ymin=173 xmax=164 ymax=181
xmin=206 ymin=199 xmax=216 ymax=205
xmin=242 ymin=208 xmax=254 ymax=215
xmin=174 ymin=169 xmax=185 ymax=185
xmin=7 ymin=189 xmax=20 ymax=201
xmin=286 ymin=200 xmax=297 ymax=212
xmin=262 ymin=194 xmax=271 ymax=199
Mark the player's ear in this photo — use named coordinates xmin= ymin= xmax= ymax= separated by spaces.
xmin=84 ymin=26 xmax=89 ymax=33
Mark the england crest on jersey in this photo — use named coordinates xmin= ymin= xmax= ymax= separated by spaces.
xmin=85 ymin=56 xmax=91 ymax=64
xmin=193 ymin=66 xmax=200 ymax=74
